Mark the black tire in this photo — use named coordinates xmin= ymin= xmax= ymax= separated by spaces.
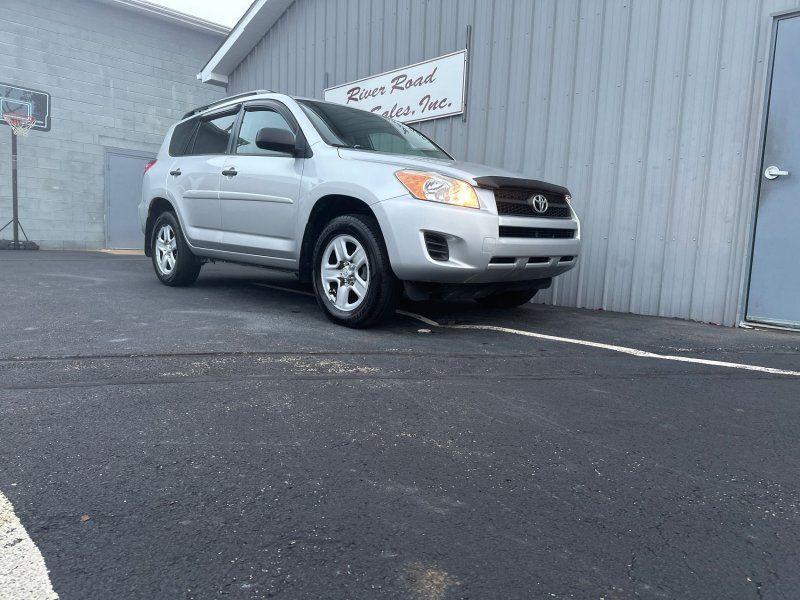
xmin=312 ymin=214 xmax=399 ymax=328
xmin=476 ymin=288 xmax=538 ymax=309
xmin=150 ymin=211 xmax=201 ymax=286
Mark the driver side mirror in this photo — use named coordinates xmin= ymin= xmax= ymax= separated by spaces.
xmin=255 ymin=127 xmax=297 ymax=155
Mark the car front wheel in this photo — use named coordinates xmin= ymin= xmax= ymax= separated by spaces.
xmin=312 ymin=214 xmax=398 ymax=328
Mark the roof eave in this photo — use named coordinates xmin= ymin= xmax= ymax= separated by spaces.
xmin=197 ymin=72 xmax=229 ymax=87
xmin=198 ymin=0 xmax=294 ymax=86
xmin=95 ymin=0 xmax=230 ymax=36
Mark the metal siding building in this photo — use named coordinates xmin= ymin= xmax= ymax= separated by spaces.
xmin=218 ymin=0 xmax=797 ymax=326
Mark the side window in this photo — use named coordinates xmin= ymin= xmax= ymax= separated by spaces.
xmin=189 ymin=112 xmax=237 ymax=155
xmin=169 ymin=118 xmax=197 ymax=156
xmin=236 ymin=109 xmax=295 ymax=155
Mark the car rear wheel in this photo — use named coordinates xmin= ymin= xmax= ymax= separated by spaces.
xmin=476 ymin=288 xmax=538 ymax=309
xmin=150 ymin=211 xmax=201 ymax=286
xmin=312 ymin=214 xmax=398 ymax=328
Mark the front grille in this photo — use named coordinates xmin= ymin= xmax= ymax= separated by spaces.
xmin=499 ymin=226 xmax=575 ymax=239
xmin=423 ymin=232 xmax=449 ymax=261
xmin=494 ymin=188 xmax=571 ymax=219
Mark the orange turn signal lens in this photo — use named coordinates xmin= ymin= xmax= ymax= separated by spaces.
xmin=395 ymin=170 xmax=480 ymax=209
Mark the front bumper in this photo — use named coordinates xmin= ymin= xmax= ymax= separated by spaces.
xmin=372 ymin=191 xmax=581 ymax=284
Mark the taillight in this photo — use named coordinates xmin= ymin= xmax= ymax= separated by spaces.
xmin=143 ymin=159 xmax=157 ymax=174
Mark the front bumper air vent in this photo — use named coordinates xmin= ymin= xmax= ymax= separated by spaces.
xmin=424 ymin=232 xmax=449 ymax=261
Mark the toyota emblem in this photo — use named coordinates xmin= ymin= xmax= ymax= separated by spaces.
xmin=529 ymin=194 xmax=549 ymax=214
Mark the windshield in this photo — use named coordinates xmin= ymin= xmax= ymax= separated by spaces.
xmin=297 ymin=100 xmax=452 ymax=160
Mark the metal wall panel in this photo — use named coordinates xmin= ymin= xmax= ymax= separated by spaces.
xmin=227 ymin=0 xmax=800 ymax=325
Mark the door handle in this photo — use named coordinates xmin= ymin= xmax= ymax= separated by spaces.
xmin=169 ymin=168 xmax=181 ymax=177
xmin=764 ymin=165 xmax=789 ymax=180
xmin=221 ymin=167 xmax=238 ymax=177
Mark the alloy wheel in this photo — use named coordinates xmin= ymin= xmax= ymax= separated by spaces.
xmin=320 ymin=234 xmax=370 ymax=312
xmin=155 ymin=224 xmax=177 ymax=275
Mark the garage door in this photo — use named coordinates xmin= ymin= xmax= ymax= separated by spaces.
xmin=106 ymin=150 xmax=154 ymax=249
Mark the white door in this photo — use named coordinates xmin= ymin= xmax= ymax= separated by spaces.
xmin=746 ymin=15 xmax=800 ymax=328
xmin=168 ymin=111 xmax=238 ymax=247
xmin=219 ymin=106 xmax=304 ymax=263
xmin=107 ymin=151 xmax=154 ymax=249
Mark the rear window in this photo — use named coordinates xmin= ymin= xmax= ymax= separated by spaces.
xmin=169 ymin=118 xmax=197 ymax=156
xmin=189 ymin=112 xmax=238 ymax=155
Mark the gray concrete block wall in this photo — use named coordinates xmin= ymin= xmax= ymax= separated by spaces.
xmin=0 ymin=0 xmax=224 ymax=249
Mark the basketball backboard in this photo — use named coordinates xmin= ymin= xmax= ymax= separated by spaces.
xmin=0 ymin=82 xmax=51 ymax=132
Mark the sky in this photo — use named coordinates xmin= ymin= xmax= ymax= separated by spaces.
xmin=147 ymin=0 xmax=254 ymax=27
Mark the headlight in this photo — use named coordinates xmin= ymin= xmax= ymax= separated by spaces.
xmin=395 ymin=170 xmax=480 ymax=209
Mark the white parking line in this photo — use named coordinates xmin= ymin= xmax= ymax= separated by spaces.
xmin=249 ymin=284 xmax=800 ymax=378
xmin=399 ymin=312 xmax=800 ymax=378
xmin=0 ymin=490 xmax=59 ymax=600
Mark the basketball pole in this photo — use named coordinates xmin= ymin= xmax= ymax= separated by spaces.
xmin=1 ymin=124 xmax=36 ymax=250
xmin=11 ymin=128 xmax=19 ymax=248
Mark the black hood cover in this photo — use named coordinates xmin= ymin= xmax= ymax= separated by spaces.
xmin=473 ymin=176 xmax=570 ymax=197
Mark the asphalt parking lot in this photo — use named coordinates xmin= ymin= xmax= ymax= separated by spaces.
xmin=2 ymin=251 xmax=799 ymax=599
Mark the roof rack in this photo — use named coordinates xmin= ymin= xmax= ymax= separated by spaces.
xmin=182 ymin=89 xmax=274 ymax=119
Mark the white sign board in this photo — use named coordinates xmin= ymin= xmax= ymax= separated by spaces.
xmin=324 ymin=50 xmax=467 ymax=123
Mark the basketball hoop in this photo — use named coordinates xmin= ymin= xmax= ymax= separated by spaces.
xmin=2 ymin=113 xmax=36 ymax=137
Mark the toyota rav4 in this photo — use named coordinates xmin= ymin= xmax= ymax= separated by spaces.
xmin=140 ymin=91 xmax=581 ymax=327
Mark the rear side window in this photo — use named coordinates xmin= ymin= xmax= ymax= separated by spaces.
xmin=189 ymin=112 xmax=238 ymax=155
xmin=169 ymin=118 xmax=197 ymax=156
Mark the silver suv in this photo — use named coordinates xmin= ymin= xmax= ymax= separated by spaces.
xmin=140 ymin=91 xmax=581 ymax=327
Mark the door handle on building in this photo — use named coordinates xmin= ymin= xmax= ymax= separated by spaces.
xmin=221 ymin=167 xmax=238 ymax=177
xmin=169 ymin=168 xmax=181 ymax=177
xmin=764 ymin=165 xmax=789 ymax=180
